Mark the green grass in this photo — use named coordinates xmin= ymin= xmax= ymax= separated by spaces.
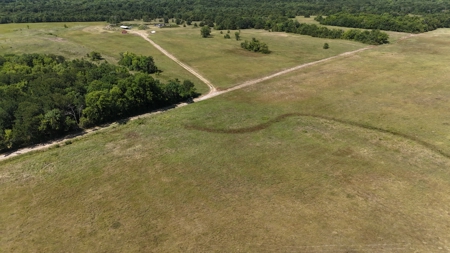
xmin=149 ymin=26 xmax=366 ymax=89
xmin=2 ymin=27 xmax=450 ymax=252
xmin=236 ymin=29 xmax=450 ymax=154
xmin=0 ymin=22 xmax=101 ymax=58
xmin=0 ymin=22 xmax=209 ymax=94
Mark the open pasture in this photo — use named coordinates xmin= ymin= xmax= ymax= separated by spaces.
xmin=149 ymin=26 xmax=366 ymax=89
xmin=234 ymin=28 xmax=450 ymax=154
xmin=0 ymin=22 xmax=101 ymax=59
xmin=1 ymin=25 xmax=450 ymax=252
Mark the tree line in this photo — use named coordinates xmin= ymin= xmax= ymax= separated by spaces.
xmin=198 ymin=15 xmax=389 ymax=45
xmin=1 ymin=0 xmax=450 ymax=33
xmin=317 ymin=13 xmax=450 ymax=33
xmin=195 ymin=14 xmax=388 ymax=44
xmin=0 ymin=53 xmax=198 ymax=151
xmin=230 ymin=16 xmax=390 ymax=45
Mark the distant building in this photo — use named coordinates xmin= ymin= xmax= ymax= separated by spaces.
xmin=120 ymin=25 xmax=131 ymax=29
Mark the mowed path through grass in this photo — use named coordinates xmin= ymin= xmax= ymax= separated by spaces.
xmin=1 ymin=28 xmax=450 ymax=252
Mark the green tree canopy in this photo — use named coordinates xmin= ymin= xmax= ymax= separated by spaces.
xmin=0 ymin=53 xmax=198 ymax=151
xmin=200 ymin=25 xmax=211 ymax=38
xmin=118 ymin=52 xmax=159 ymax=74
xmin=240 ymin=38 xmax=270 ymax=54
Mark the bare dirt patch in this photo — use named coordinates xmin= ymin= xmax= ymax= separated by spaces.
xmin=268 ymin=32 xmax=289 ymax=37
xmin=47 ymin=37 xmax=66 ymax=42
xmin=82 ymin=25 xmax=112 ymax=34
xmin=124 ymin=131 xmax=140 ymax=139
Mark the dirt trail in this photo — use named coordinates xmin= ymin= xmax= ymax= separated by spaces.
xmin=0 ymin=103 xmax=189 ymax=162
xmin=130 ymin=30 xmax=216 ymax=95
xmin=197 ymin=46 xmax=374 ymax=101
xmin=0 ymin=31 xmax=398 ymax=162
xmin=397 ymin=33 xmax=420 ymax=42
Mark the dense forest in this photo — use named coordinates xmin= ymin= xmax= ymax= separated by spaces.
xmin=0 ymin=54 xmax=198 ymax=151
xmin=1 ymin=0 xmax=450 ymax=32
xmin=223 ymin=16 xmax=389 ymax=45
xmin=317 ymin=13 xmax=450 ymax=33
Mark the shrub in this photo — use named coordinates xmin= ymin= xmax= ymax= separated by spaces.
xmin=200 ymin=25 xmax=211 ymax=38
xmin=240 ymin=38 xmax=270 ymax=54
xmin=138 ymin=24 xmax=148 ymax=30
xmin=88 ymin=51 xmax=102 ymax=61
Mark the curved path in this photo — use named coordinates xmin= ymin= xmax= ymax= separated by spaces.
xmin=0 ymin=31 xmax=412 ymax=161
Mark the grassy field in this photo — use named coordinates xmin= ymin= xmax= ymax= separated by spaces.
xmin=0 ymin=22 xmax=101 ymax=57
xmin=1 ymin=25 xmax=450 ymax=252
xmin=0 ymin=22 xmax=209 ymax=94
xmin=149 ymin=26 xmax=366 ymax=89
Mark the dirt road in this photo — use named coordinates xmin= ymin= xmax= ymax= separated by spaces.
xmin=0 ymin=103 xmax=190 ymax=162
xmin=197 ymin=46 xmax=374 ymax=101
xmin=130 ymin=30 xmax=216 ymax=95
